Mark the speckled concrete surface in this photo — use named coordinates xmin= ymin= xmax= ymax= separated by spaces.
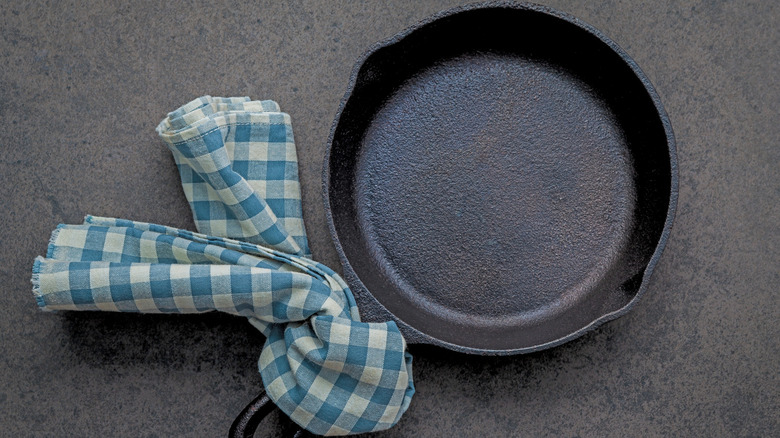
xmin=1 ymin=1 xmax=777 ymax=437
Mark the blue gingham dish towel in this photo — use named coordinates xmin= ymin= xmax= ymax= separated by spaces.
xmin=31 ymin=96 xmax=415 ymax=436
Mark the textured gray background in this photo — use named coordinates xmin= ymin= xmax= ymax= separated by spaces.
xmin=1 ymin=1 xmax=777 ymax=437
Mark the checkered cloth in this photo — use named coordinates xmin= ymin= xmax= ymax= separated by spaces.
xmin=31 ymin=96 xmax=415 ymax=436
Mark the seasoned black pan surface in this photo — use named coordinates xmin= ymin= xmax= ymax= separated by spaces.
xmin=323 ymin=2 xmax=677 ymax=354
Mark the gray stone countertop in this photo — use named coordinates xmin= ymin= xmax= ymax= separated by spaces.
xmin=1 ymin=1 xmax=777 ymax=436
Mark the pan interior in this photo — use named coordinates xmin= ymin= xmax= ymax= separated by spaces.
xmin=328 ymin=6 xmax=672 ymax=351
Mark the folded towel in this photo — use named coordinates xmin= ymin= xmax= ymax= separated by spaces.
xmin=31 ymin=96 xmax=415 ymax=436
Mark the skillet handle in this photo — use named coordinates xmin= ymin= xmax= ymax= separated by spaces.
xmin=228 ymin=389 xmax=312 ymax=438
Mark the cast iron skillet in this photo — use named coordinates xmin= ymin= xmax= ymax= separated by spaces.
xmin=231 ymin=2 xmax=677 ymax=436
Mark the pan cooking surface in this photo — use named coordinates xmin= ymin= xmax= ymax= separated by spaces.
xmin=325 ymin=3 xmax=676 ymax=353
xmin=356 ymin=52 xmax=635 ymax=334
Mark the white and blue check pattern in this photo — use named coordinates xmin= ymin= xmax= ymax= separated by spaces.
xmin=157 ymin=96 xmax=309 ymax=256
xmin=31 ymin=97 xmax=415 ymax=436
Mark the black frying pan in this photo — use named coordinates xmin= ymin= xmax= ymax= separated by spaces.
xmin=232 ymin=2 xmax=677 ymax=435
